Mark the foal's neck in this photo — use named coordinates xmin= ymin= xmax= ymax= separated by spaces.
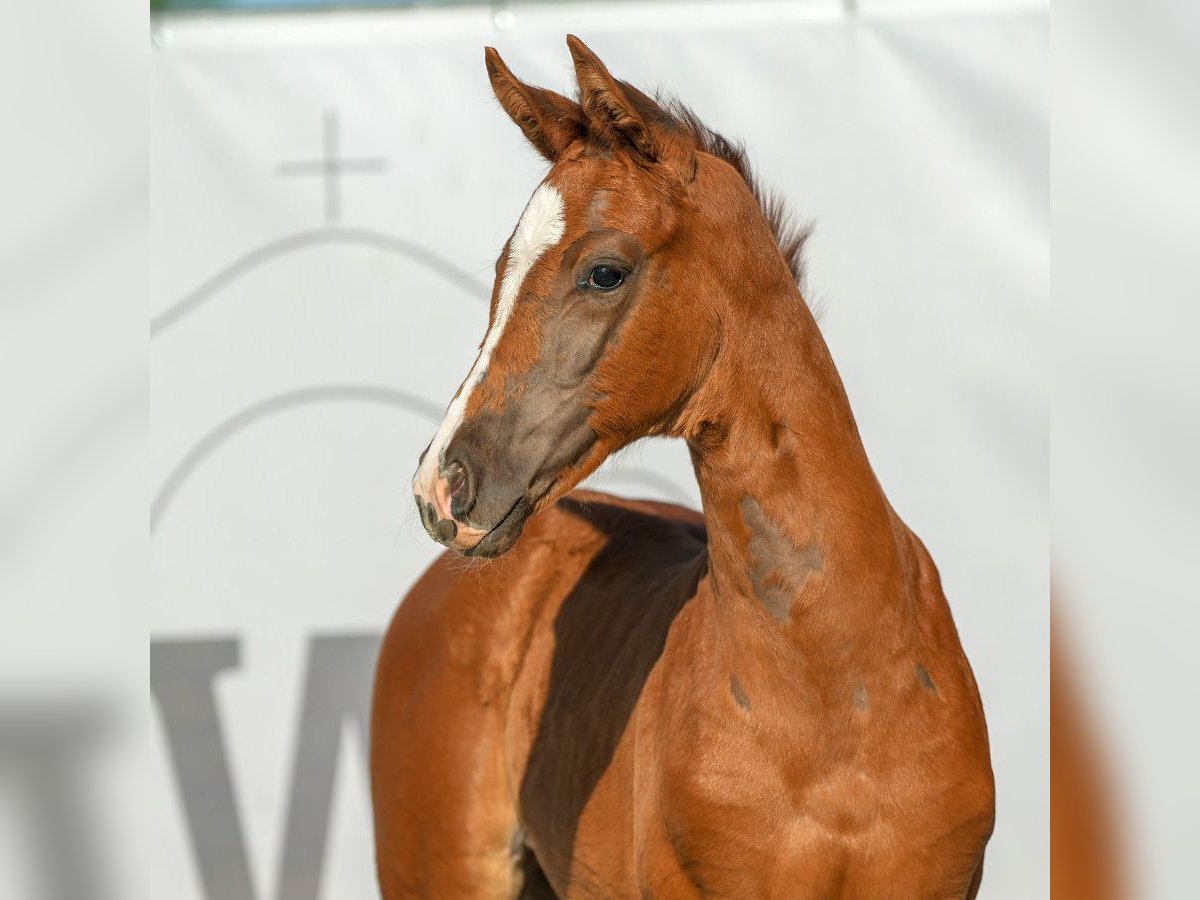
xmin=683 ymin=275 xmax=919 ymax=682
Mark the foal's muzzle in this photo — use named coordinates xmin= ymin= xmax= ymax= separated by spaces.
xmin=412 ymin=451 xmax=532 ymax=558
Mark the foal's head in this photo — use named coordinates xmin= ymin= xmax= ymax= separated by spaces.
xmin=413 ymin=36 xmax=806 ymax=556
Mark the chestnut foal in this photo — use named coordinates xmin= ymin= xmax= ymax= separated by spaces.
xmin=372 ymin=37 xmax=994 ymax=900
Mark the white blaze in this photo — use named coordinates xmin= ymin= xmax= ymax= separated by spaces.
xmin=414 ymin=181 xmax=566 ymax=493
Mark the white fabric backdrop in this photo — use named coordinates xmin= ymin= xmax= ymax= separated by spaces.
xmin=151 ymin=3 xmax=1047 ymax=897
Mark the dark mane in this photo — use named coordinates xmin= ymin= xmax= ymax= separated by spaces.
xmin=626 ymin=89 xmax=812 ymax=297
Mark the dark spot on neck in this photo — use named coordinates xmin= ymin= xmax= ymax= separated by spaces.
xmin=916 ymin=664 xmax=937 ymax=694
xmin=729 ymin=674 xmax=751 ymax=711
xmin=739 ymin=494 xmax=824 ymax=622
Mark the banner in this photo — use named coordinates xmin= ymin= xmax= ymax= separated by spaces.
xmin=151 ymin=4 xmax=1047 ymax=896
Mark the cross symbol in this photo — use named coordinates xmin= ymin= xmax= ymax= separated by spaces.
xmin=277 ymin=110 xmax=389 ymax=226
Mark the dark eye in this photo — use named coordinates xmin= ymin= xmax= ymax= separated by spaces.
xmin=587 ymin=265 xmax=624 ymax=290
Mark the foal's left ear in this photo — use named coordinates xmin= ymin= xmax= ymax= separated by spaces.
xmin=485 ymin=47 xmax=586 ymax=162
xmin=566 ymin=35 xmax=658 ymax=162
xmin=567 ymin=34 xmax=696 ymax=177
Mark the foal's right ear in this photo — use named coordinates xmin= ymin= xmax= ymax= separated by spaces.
xmin=485 ymin=47 xmax=586 ymax=162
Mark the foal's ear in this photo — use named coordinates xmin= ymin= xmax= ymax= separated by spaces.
xmin=565 ymin=35 xmax=694 ymax=178
xmin=485 ymin=47 xmax=586 ymax=162
xmin=566 ymin=35 xmax=660 ymax=163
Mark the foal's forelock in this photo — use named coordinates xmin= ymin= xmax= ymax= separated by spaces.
xmin=414 ymin=182 xmax=566 ymax=489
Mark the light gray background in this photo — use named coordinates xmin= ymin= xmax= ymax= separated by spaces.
xmin=151 ymin=2 xmax=1047 ymax=897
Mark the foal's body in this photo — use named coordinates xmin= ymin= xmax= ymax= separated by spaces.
xmin=374 ymin=493 xmax=991 ymax=899
xmin=373 ymin=37 xmax=993 ymax=899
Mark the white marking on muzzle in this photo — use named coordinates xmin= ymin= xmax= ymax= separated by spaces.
xmin=414 ymin=182 xmax=566 ymax=502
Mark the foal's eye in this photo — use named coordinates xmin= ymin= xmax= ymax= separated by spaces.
xmin=587 ymin=265 xmax=624 ymax=290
